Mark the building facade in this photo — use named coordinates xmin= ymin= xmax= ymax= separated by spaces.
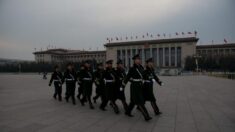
xmin=33 ymin=49 xmax=106 ymax=64
xmin=196 ymin=43 xmax=235 ymax=57
xmin=104 ymin=37 xmax=199 ymax=74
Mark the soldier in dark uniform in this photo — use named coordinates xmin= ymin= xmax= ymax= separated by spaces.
xmin=121 ymin=54 xmax=152 ymax=121
xmin=114 ymin=59 xmax=128 ymax=112
xmin=79 ymin=60 xmax=95 ymax=109
xmin=63 ymin=63 xmax=77 ymax=105
xmin=143 ymin=58 xmax=163 ymax=115
xmin=100 ymin=60 xmax=119 ymax=114
xmin=93 ymin=63 xmax=105 ymax=103
xmin=49 ymin=65 xmax=63 ymax=101
xmin=76 ymin=64 xmax=85 ymax=100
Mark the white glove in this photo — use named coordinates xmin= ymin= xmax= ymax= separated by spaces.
xmin=120 ymin=87 xmax=123 ymax=91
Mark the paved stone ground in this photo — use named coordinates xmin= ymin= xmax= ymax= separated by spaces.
xmin=0 ymin=74 xmax=235 ymax=132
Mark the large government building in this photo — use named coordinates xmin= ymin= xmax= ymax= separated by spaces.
xmin=33 ymin=38 xmax=235 ymax=74
xmin=104 ymin=37 xmax=199 ymax=74
xmin=196 ymin=43 xmax=235 ymax=56
xmin=33 ymin=49 xmax=106 ymax=63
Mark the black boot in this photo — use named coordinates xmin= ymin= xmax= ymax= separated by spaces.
xmin=65 ymin=97 xmax=69 ymax=102
xmin=125 ymin=102 xmax=135 ymax=117
xmin=90 ymin=104 xmax=95 ymax=109
xmin=112 ymin=103 xmax=120 ymax=114
xmin=93 ymin=97 xmax=97 ymax=103
xmin=99 ymin=106 xmax=107 ymax=111
xmin=122 ymin=100 xmax=128 ymax=113
xmin=72 ymin=97 xmax=76 ymax=105
xmin=138 ymin=105 xmax=152 ymax=121
xmin=58 ymin=95 xmax=62 ymax=101
xmin=53 ymin=94 xmax=57 ymax=100
xmin=151 ymin=102 xmax=162 ymax=115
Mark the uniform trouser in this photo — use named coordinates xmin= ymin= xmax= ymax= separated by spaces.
xmin=100 ymin=82 xmax=119 ymax=113
xmin=77 ymin=83 xmax=83 ymax=99
xmin=54 ymin=82 xmax=62 ymax=98
xmin=65 ymin=83 xmax=76 ymax=101
xmin=93 ymin=84 xmax=104 ymax=100
xmin=127 ymin=102 xmax=151 ymax=119
xmin=81 ymin=81 xmax=93 ymax=105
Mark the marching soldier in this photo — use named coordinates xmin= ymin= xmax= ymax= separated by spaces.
xmin=93 ymin=63 xmax=105 ymax=103
xmin=143 ymin=58 xmax=163 ymax=115
xmin=100 ymin=60 xmax=119 ymax=114
xmin=121 ymin=54 xmax=152 ymax=121
xmin=49 ymin=65 xmax=63 ymax=101
xmin=63 ymin=63 xmax=77 ymax=105
xmin=79 ymin=60 xmax=95 ymax=109
xmin=76 ymin=65 xmax=85 ymax=100
xmin=114 ymin=59 xmax=128 ymax=112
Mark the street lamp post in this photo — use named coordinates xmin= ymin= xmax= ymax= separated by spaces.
xmin=193 ymin=55 xmax=201 ymax=73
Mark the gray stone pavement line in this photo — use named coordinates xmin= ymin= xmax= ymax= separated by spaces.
xmin=173 ymin=83 xmax=179 ymax=132
xmin=187 ymin=79 xmax=225 ymax=132
xmin=66 ymin=108 xmax=122 ymax=132
xmin=185 ymin=85 xmax=200 ymax=132
xmin=198 ymin=77 xmax=234 ymax=120
xmin=150 ymin=86 xmax=172 ymax=132
xmin=103 ymin=115 xmax=127 ymax=132
xmin=192 ymin=83 xmax=223 ymax=132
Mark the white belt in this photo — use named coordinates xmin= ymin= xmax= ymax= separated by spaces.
xmin=144 ymin=80 xmax=151 ymax=83
xmin=105 ymin=80 xmax=115 ymax=83
xmin=132 ymin=79 xmax=142 ymax=82
xmin=83 ymin=78 xmax=92 ymax=81
xmin=66 ymin=79 xmax=74 ymax=81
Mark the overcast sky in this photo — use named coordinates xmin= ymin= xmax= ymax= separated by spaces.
xmin=0 ymin=0 xmax=234 ymax=60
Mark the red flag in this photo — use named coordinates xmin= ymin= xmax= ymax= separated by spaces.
xmin=176 ymin=32 xmax=179 ymax=36
xmin=224 ymin=38 xmax=227 ymax=43
xmin=182 ymin=32 xmax=185 ymax=35
xmin=188 ymin=32 xmax=192 ymax=34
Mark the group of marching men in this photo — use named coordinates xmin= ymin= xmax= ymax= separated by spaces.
xmin=49 ymin=54 xmax=163 ymax=121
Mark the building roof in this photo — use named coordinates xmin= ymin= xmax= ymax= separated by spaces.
xmin=196 ymin=43 xmax=235 ymax=49
xmin=33 ymin=48 xmax=105 ymax=55
xmin=104 ymin=37 xmax=199 ymax=47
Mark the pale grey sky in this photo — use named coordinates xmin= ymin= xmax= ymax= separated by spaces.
xmin=0 ymin=0 xmax=234 ymax=60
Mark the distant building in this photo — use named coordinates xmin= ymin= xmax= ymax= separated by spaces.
xmin=104 ymin=37 xmax=199 ymax=74
xmin=33 ymin=49 xmax=106 ymax=64
xmin=196 ymin=43 xmax=235 ymax=57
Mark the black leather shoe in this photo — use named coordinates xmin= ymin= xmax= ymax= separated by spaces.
xmin=145 ymin=116 xmax=152 ymax=121
xmin=155 ymin=111 xmax=162 ymax=115
xmin=99 ymin=107 xmax=107 ymax=111
xmin=93 ymin=97 xmax=96 ymax=104
xmin=125 ymin=112 xmax=134 ymax=117
xmin=90 ymin=105 xmax=95 ymax=109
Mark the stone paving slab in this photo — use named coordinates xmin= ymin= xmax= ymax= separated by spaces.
xmin=0 ymin=74 xmax=235 ymax=132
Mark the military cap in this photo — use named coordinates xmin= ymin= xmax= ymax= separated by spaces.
xmin=132 ymin=54 xmax=140 ymax=60
xmin=116 ymin=59 xmax=123 ymax=64
xmin=106 ymin=60 xmax=113 ymax=64
xmin=146 ymin=58 xmax=153 ymax=63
